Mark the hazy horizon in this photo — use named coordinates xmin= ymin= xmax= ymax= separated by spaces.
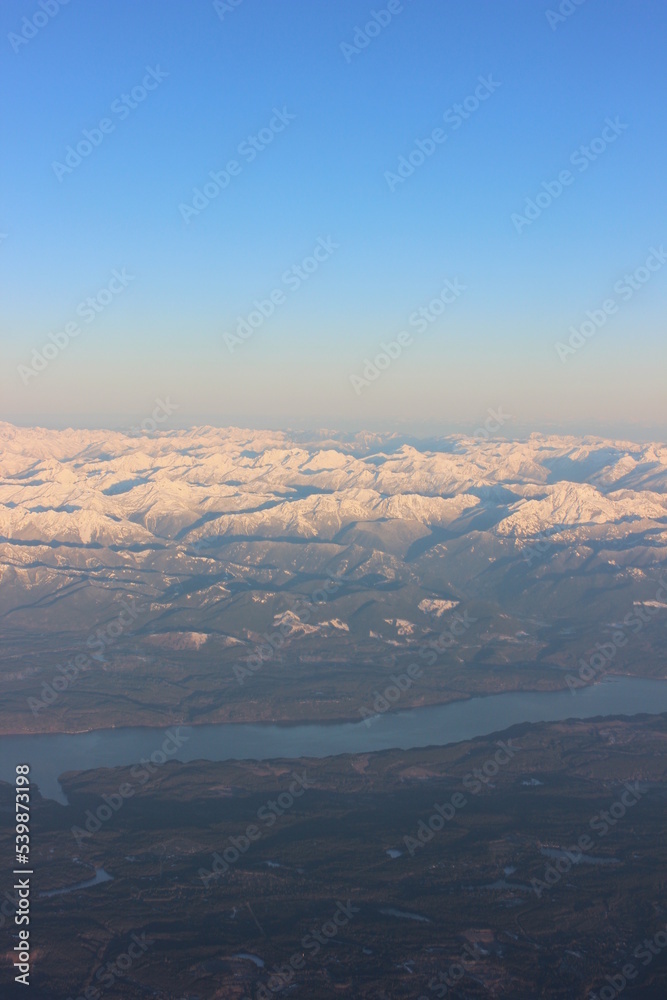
xmin=3 ymin=415 xmax=667 ymax=446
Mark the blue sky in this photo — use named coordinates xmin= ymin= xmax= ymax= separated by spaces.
xmin=1 ymin=0 xmax=665 ymax=435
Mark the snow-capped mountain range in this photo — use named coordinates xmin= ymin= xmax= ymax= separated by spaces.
xmin=2 ymin=424 xmax=666 ymax=547
xmin=2 ymin=423 xmax=666 ymax=605
xmin=1 ymin=423 xmax=666 ymax=730
xmin=0 ymin=424 xmax=667 ymax=656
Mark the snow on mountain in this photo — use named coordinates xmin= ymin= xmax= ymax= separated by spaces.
xmin=186 ymin=490 xmax=482 ymax=543
xmin=495 ymin=482 xmax=667 ymax=538
xmin=145 ymin=631 xmax=210 ymax=650
xmin=271 ymin=610 xmax=350 ymax=636
xmin=0 ymin=504 xmax=154 ymax=547
xmin=418 ymin=599 xmax=460 ymax=617
xmin=2 ymin=423 xmax=665 ymax=553
xmin=1 ymin=423 xmax=666 ymax=636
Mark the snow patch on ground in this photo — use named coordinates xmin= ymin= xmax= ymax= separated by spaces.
xmin=418 ymin=598 xmax=459 ymax=617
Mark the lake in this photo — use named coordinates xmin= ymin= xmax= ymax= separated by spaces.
xmin=2 ymin=676 xmax=666 ymax=804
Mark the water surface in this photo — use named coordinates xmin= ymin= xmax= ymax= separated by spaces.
xmin=2 ymin=677 xmax=666 ymax=804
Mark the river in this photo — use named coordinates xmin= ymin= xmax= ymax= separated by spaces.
xmin=1 ymin=676 xmax=666 ymax=804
